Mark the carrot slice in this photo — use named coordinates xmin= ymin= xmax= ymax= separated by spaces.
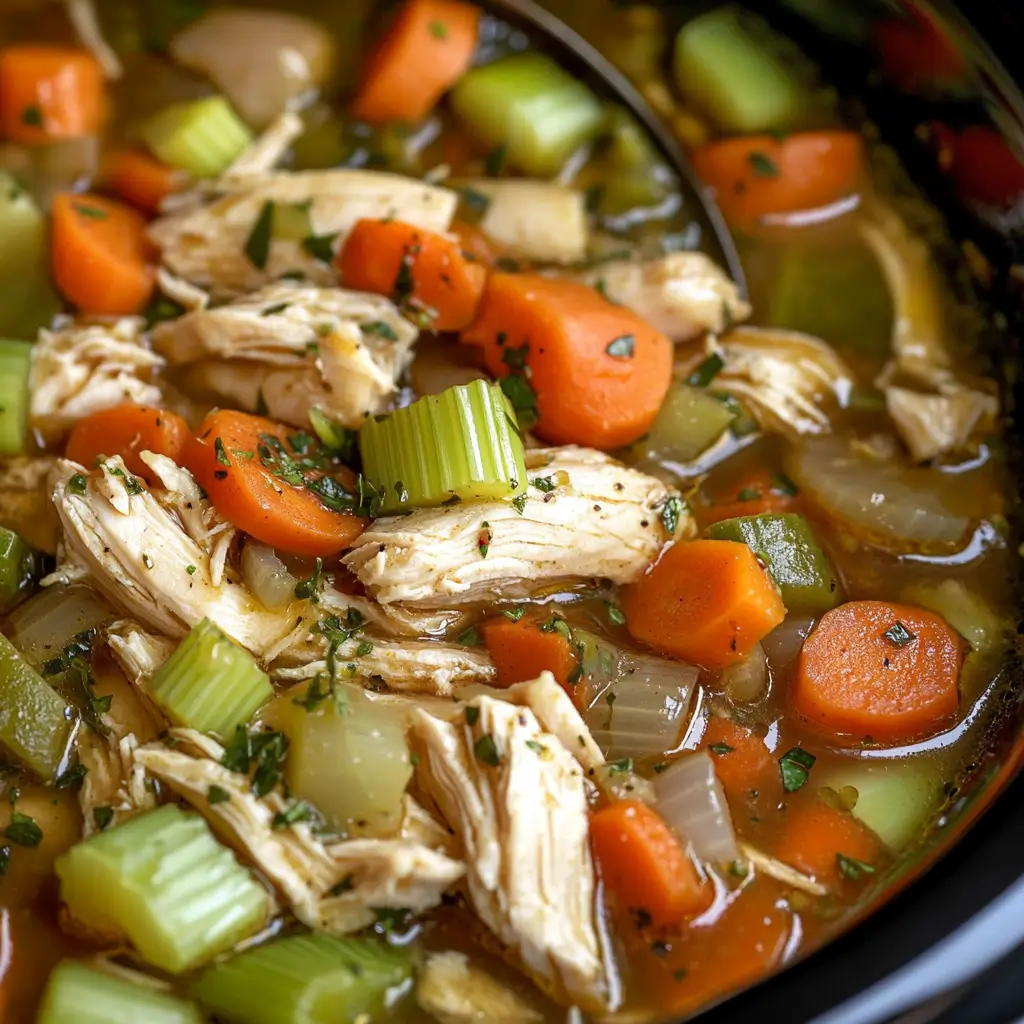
xmin=337 ymin=218 xmax=487 ymax=332
xmin=0 ymin=45 xmax=105 ymax=144
xmin=774 ymin=799 xmax=883 ymax=886
xmin=352 ymin=0 xmax=481 ymax=124
xmin=481 ymin=614 xmax=579 ymax=691
xmin=793 ymin=600 xmax=963 ymax=742
xmin=183 ymin=411 xmax=367 ymax=557
xmin=590 ymin=799 xmax=712 ymax=927
xmin=102 ymin=149 xmax=186 ymax=215
xmin=622 ymin=540 xmax=786 ymax=670
xmin=701 ymin=717 xmax=780 ymax=806
xmin=692 ymin=131 xmax=865 ymax=231
xmin=462 ymin=273 xmax=673 ymax=448
xmin=65 ymin=405 xmax=191 ymax=484
xmin=50 ymin=193 xmax=156 ymax=316
xmin=700 ymin=469 xmax=799 ymax=526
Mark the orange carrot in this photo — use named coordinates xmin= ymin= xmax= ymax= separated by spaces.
xmin=352 ymin=0 xmax=481 ymax=124
xmin=183 ymin=411 xmax=367 ymax=558
xmin=774 ymin=799 xmax=883 ymax=887
xmin=338 ymin=218 xmax=487 ymax=332
xmin=692 ymin=131 xmax=865 ymax=231
xmin=481 ymin=614 xmax=579 ymax=691
xmin=103 ymin=149 xmax=186 ymax=215
xmin=462 ymin=273 xmax=673 ymax=448
xmin=622 ymin=540 xmax=786 ymax=670
xmin=50 ymin=193 xmax=156 ymax=315
xmin=701 ymin=717 xmax=780 ymax=806
xmin=793 ymin=601 xmax=963 ymax=742
xmin=450 ymin=218 xmax=498 ymax=268
xmin=590 ymin=800 xmax=712 ymax=927
xmin=0 ymin=45 xmax=105 ymax=144
xmin=65 ymin=405 xmax=191 ymax=484
xmin=700 ymin=469 xmax=799 ymax=526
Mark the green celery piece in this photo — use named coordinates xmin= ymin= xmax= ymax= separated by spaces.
xmin=140 ymin=95 xmax=254 ymax=178
xmin=192 ymin=933 xmax=414 ymax=1024
xmin=708 ymin=512 xmax=840 ymax=612
xmin=673 ymin=7 xmax=804 ymax=134
xmin=769 ymin=240 xmax=893 ymax=357
xmin=638 ymin=382 xmax=735 ymax=465
xmin=451 ymin=52 xmax=605 ymax=177
xmin=149 ymin=619 xmax=272 ymax=739
xmin=821 ymin=760 xmax=942 ymax=851
xmin=37 ymin=961 xmax=204 ymax=1024
xmin=55 ymin=804 xmax=269 ymax=973
xmin=0 ymin=339 xmax=32 ymax=456
xmin=0 ymin=631 xmax=72 ymax=780
xmin=0 ymin=526 xmax=36 ymax=613
xmin=359 ymin=380 xmax=528 ymax=515
xmin=901 ymin=579 xmax=1007 ymax=655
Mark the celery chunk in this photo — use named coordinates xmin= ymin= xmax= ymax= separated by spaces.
xmin=193 ymin=934 xmax=414 ymax=1024
xmin=359 ymin=380 xmax=527 ymax=515
xmin=638 ymin=382 xmax=735 ymax=465
xmin=673 ymin=7 xmax=805 ymax=134
xmin=38 ymin=961 xmax=204 ymax=1024
xmin=451 ymin=53 xmax=605 ymax=177
xmin=0 ymin=339 xmax=32 ymax=456
xmin=0 ymin=631 xmax=72 ymax=780
xmin=0 ymin=526 xmax=36 ymax=613
xmin=708 ymin=512 xmax=840 ymax=612
xmin=55 ymin=804 xmax=269 ymax=973
xmin=149 ymin=618 xmax=272 ymax=739
xmin=140 ymin=95 xmax=254 ymax=178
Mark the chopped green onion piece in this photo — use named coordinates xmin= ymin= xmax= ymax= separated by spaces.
xmin=192 ymin=934 xmax=414 ymax=1024
xmin=673 ymin=7 xmax=805 ymax=134
xmin=0 ymin=526 xmax=36 ymax=613
xmin=359 ymin=380 xmax=528 ymax=515
xmin=0 ymin=631 xmax=72 ymax=780
xmin=0 ymin=339 xmax=32 ymax=456
xmin=637 ymin=381 xmax=735 ymax=466
xmin=149 ymin=619 xmax=272 ymax=740
xmin=55 ymin=805 xmax=269 ymax=974
xmin=140 ymin=95 xmax=254 ymax=178
xmin=38 ymin=961 xmax=204 ymax=1024
xmin=451 ymin=52 xmax=605 ymax=177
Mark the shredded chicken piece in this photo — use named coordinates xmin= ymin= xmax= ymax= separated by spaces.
xmin=79 ymin=729 xmax=157 ymax=837
xmin=410 ymin=697 xmax=614 ymax=1012
xmin=30 ymin=318 xmax=163 ymax=441
xmin=714 ymin=327 xmax=853 ymax=439
xmin=156 ymin=267 xmax=208 ymax=311
xmin=152 ymin=283 xmax=417 ymax=428
xmin=66 ymin=0 xmax=122 ymax=78
xmin=345 ymin=447 xmax=688 ymax=609
xmin=105 ymin=621 xmax=176 ymax=688
xmin=417 ymin=951 xmax=544 ymax=1024
xmin=574 ymin=252 xmax=751 ymax=342
xmin=135 ymin=730 xmax=464 ymax=934
xmin=739 ymin=841 xmax=827 ymax=897
xmin=885 ymin=384 xmax=998 ymax=463
xmin=401 ymin=795 xmax=459 ymax=856
xmin=149 ymin=170 xmax=457 ymax=299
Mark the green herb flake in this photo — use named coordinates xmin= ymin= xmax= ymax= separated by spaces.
xmin=531 ymin=476 xmax=555 ymax=493
xmin=457 ymin=626 xmax=482 ymax=648
xmin=261 ymin=302 xmax=290 ymax=317
xmin=737 ymin=488 xmax=762 ymax=502
xmin=606 ymin=603 xmax=626 ymax=626
xmin=465 ymin=706 xmax=480 ymax=727
xmin=68 ymin=473 xmax=88 ymax=495
xmin=502 ymin=605 xmax=526 ymax=622
xmin=525 ymin=739 xmax=548 ymax=756
xmin=73 ymin=203 xmax=109 ymax=220
xmin=329 ymin=874 xmax=354 ymax=896
xmin=244 ymin=200 xmax=275 ymax=270
xmin=477 ymin=522 xmax=492 ymax=558
xmin=272 ymin=801 xmax=315 ymax=831
xmin=473 ymin=733 xmax=500 ymax=767
xmin=214 ymin=437 xmax=231 ymax=467
xmin=54 ymin=763 xmax=88 ymax=788
xmin=728 ymin=860 xmax=749 ymax=879
xmin=501 ymin=344 xmax=530 ymax=371
xmin=207 ymin=785 xmax=230 ymax=805
xmin=687 ymin=352 xmax=725 ymax=388
xmin=354 ymin=640 xmax=374 ymax=657
xmin=778 ymin=746 xmax=816 ymax=792
xmin=659 ymin=495 xmax=686 ymax=536
xmin=428 ymin=18 xmax=448 ymax=39
xmin=607 ymin=757 xmax=633 ymax=774
xmin=709 ymin=742 xmax=735 ymax=755
xmin=294 ymin=557 xmax=324 ymax=603
xmin=21 ymin=104 xmax=43 ymax=127
xmin=836 ymin=852 xmax=876 ymax=881
xmin=499 ymin=375 xmax=538 ymax=431
xmin=606 ymin=334 xmax=636 ymax=359
xmin=92 ymin=806 xmax=114 ymax=832
xmin=770 ymin=472 xmax=800 ymax=497
xmin=748 ymin=152 xmax=780 ymax=178
xmin=302 ymin=232 xmax=339 ymax=264
xmin=186 ymin=564 xmax=197 ymax=576
xmin=361 ymin=320 xmax=399 ymax=341
xmin=374 ymin=907 xmax=412 ymax=934
xmin=883 ymin=622 xmax=917 ymax=648
xmin=511 ymin=493 xmax=528 ymax=515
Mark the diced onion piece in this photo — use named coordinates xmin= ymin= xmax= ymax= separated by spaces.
xmin=192 ymin=934 xmax=413 ymax=1024
xmin=654 ymin=751 xmax=739 ymax=864
xmin=718 ymin=641 xmax=767 ymax=703
xmin=283 ymin=684 xmax=412 ymax=837
xmin=149 ymin=619 xmax=272 ymax=740
xmin=140 ymin=96 xmax=254 ymax=179
xmin=578 ymin=630 xmax=699 ymax=760
xmin=761 ymin=615 xmax=814 ymax=673
xmin=0 ymin=339 xmax=32 ymax=455
xmin=451 ymin=53 xmax=605 ymax=177
xmin=786 ymin=435 xmax=972 ymax=549
xmin=55 ymin=805 xmax=270 ymax=974
xmin=241 ymin=542 xmax=298 ymax=612
xmin=0 ymin=631 xmax=73 ymax=780
xmin=38 ymin=961 xmax=204 ymax=1024
xmin=170 ymin=9 xmax=336 ymax=128
xmin=359 ymin=380 xmax=528 ymax=515
xmin=7 ymin=583 xmax=116 ymax=670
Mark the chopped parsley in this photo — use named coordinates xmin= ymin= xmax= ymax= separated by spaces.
xmin=525 ymin=740 xmax=548 ymax=756
xmin=4 ymin=811 xmax=42 ymax=847
xmin=531 ymin=476 xmax=555 ymax=493
xmin=884 ymin=622 xmax=917 ymax=647
xmin=511 ymin=493 xmax=528 ymax=515
xmin=54 ymin=763 xmax=88 ymax=788
xmin=302 ymin=232 xmax=339 ymax=263
xmin=659 ymin=495 xmax=686 ymax=536
xmin=43 ymin=629 xmax=111 ymax=730
xmin=244 ymin=200 xmax=275 ymax=270
xmin=68 ymin=473 xmax=88 ymax=495
xmin=499 ymin=375 xmax=538 ymax=431
xmin=214 ymin=437 xmax=231 ymax=467
xmin=473 ymin=734 xmax=500 ymax=767
xmin=428 ymin=18 xmax=448 ymax=39
xmin=606 ymin=758 xmax=633 ymax=774
xmin=361 ymin=320 xmax=399 ymax=341
xmin=606 ymin=334 xmax=636 ymax=359
xmin=261 ymin=302 xmax=290 ymax=317
xmin=501 ymin=344 xmax=530 ymax=371
xmin=457 ymin=626 xmax=482 ymax=648
xmin=294 ymin=558 xmax=324 ymax=603
xmin=709 ymin=742 xmax=734 ymax=755
xmin=186 ymin=564 xmax=197 ymax=576
xmin=771 ymin=472 xmax=800 ymax=497
xmin=21 ymin=104 xmax=43 ymax=127
xmin=207 ymin=785 xmax=230 ymax=805
xmin=272 ymin=801 xmax=315 ymax=831
xmin=355 ymin=640 xmax=374 ymax=657
xmin=294 ymin=674 xmax=331 ymax=711
xmin=687 ymin=352 xmax=725 ymax=388
xmin=606 ymin=603 xmax=627 ymax=626
xmin=778 ymin=746 xmax=816 ymax=792
xmin=836 ymin=853 xmax=876 ymax=881
xmin=502 ymin=605 xmax=526 ymax=621
xmin=93 ymin=806 xmax=114 ymax=831
xmin=748 ymin=151 xmax=780 ymax=177
xmin=144 ymin=294 xmax=187 ymax=329
xmin=107 ymin=466 xmax=145 ymax=495
xmin=465 ymin=706 xmax=480 ymax=727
